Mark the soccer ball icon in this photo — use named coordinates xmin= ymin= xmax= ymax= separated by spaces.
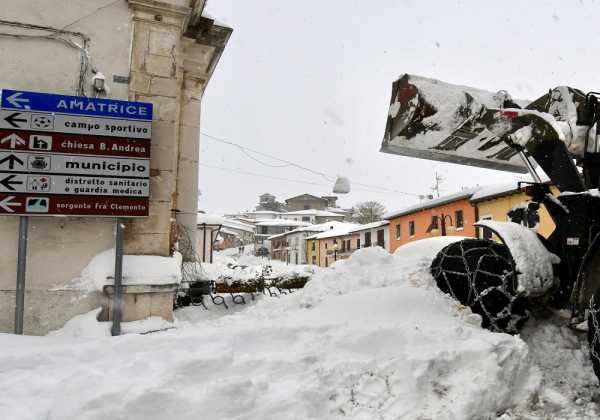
xmin=31 ymin=114 xmax=54 ymax=129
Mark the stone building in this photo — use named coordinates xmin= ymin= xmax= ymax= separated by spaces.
xmin=0 ymin=0 xmax=231 ymax=334
xmin=285 ymin=194 xmax=337 ymax=211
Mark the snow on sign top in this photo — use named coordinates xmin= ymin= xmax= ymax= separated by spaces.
xmin=0 ymin=89 xmax=153 ymax=121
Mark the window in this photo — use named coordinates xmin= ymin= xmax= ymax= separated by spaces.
xmin=357 ymin=238 xmax=361 ymax=249
xmin=325 ymin=242 xmax=328 ymax=249
xmin=260 ymin=226 xmax=268 ymax=234
xmin=312 ymin=255 xmax=317 ymax=265
xmin=430 ymin=216 xmax=439 ymax=230
xmin=311 ymin=241 xmax=315 ymax=251
xmin=395 ymin=224 xmax=401 ymax=240
xmin=364 ymin=231 xmax=372 ymax=247
xmin=347 ymin=239 xmax=351 ymax=250
xmin=377 ymin=229 xmax=385 ymax=248
xmin=302 ymin=216 xmax=310 ymax=222
xmin=341 ymin=240 xmax=346 ymax=252
xmin=409 ymin=221 xmax=415 ymax=237
xmin=303 ymin=205 xmax=310 ymax=210
xmin=455 ymin=210 xmax=464 ymax=229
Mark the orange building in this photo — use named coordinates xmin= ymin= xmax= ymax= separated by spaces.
xmin=386 ymin=189 xmax=478 ymax=253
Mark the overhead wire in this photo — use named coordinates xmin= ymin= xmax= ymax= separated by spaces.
xmin=200 ymin=132 xmax=334 ymax=181
xmin=200 ymin=131 xmax=421 ymax=197
xmin=199 ymin=163 xmax=407 ymax=196
xmin=198 ymin=163 xmax=332 ymax=188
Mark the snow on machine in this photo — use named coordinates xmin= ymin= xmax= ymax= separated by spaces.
xmin=381 ymin=74 xmax=600 ymax=380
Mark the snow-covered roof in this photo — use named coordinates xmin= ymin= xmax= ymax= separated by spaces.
xmin=234 ymin=217 xmax=258 ymax=224
xmin=283 ymin=209 xmax=344 ymax=217
xmin=247 ymin=210 xmax=282 ymax=214
xmin=470 ymin=182 xmax=522 ymax=202
xmin=349 ymin=220 xmax=390 ymax=233
xmin=255 ymin=220 xmax=311 ymax=227
xmin=306 ymin=223 xmax=360 ymax=240
xmin=197 ymin=214 xmax=224 ymax=225
xmin=470 ymin=175 xmax=551 ymax=202
xmin=267 ymin=221 xmax=350 ymax=240
xmin=325 ymin=207 xmax=351 ymax=214
xmin=221 ymin=218 xmax=255 ymax=233
xmin=384 ymin=188 xmax=479 ymax=220
xmin=220 ymin=228 xmax=240 ymax=237
xmin=285 ymin=193 xmax=326 ymax=203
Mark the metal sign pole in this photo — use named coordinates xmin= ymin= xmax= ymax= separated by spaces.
xmin=14 ymin=215 xmax=28 ymax=334
xmin=111 ymin=217 xmax=124 ymax=336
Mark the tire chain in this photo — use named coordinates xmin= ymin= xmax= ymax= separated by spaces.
xmin=587 ymin=294 xmax=600 ymax=379
xmin=431 ymin=239 xmax=529 ymax=334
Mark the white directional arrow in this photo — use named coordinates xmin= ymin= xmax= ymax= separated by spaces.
xmin=0 ymin=133 xmax=26 ymax=148
xmin=0 ymin=196 xmax=21 ymax=212
xmin=6 ymin=92 xmax=30 ymax=109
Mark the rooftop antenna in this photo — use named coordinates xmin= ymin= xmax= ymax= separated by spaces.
xmin=431 ymin=171 xmax=445 ymax=198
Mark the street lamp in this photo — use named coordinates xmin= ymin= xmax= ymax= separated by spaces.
xmin=428 ymin=213 xmax=453 ymax=236
xmin=333 ymin=242 xmax=338 ymax=261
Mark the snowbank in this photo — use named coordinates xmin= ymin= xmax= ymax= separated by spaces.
xmin=73 ymin=249 xmax=182 ymax=291
xmin=0 ymin=240 xmax=539 ymax=420
xmin=46 ymin=308 xmax=176 ymax=338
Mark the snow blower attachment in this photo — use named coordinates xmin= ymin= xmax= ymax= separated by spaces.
xmin=381 ymin=74 xmax=600 ymax=381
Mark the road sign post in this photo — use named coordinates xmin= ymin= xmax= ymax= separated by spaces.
xmin=111 ymin=218 xmax=125 ymax=336
xmin=0 ymin=88 xmax=153 ymax=335
xmin=14 ymin=216 xmax=28 ymax=334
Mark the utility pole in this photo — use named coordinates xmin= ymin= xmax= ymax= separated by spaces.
xmin=431 ymin=171 xmax=445 ymax=198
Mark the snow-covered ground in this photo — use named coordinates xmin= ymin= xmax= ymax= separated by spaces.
xmin=200 ymin=250 xmax=318 ymax=284
xmin=0 ymin=238 xmax=598 ymax=419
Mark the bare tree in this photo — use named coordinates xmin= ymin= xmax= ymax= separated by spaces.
xmin=352 ymin=201 xmax=386 ymax=224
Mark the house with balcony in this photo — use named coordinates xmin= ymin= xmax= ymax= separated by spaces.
xmin=280 ymin=209 xmax=346 ymax=224
xmin=254 ymin=219 xmax=310 ymax=256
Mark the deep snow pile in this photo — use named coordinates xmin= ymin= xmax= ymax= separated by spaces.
xmin=502 ymin=313 xmax=600 ymax=419
xmin=0 ymin=239 xmax=541 ymax=420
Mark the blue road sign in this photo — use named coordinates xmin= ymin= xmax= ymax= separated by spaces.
xmin=0 ymin=89 xmax=153 ymax=121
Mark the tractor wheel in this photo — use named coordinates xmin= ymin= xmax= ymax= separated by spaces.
xmin=430 ymin=238 xmax=530 ymax=334
xmin=587 ymin=293 xmax=600 ymax=381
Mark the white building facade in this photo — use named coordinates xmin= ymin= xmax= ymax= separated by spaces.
xmin=280 ymin=210 xmax=346 ymax=224
xmin=349 ymin=221 xmax=390 ymax=252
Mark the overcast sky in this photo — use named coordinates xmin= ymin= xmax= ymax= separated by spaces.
xmin=199 ymin=0 xmax=600 ymax=215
